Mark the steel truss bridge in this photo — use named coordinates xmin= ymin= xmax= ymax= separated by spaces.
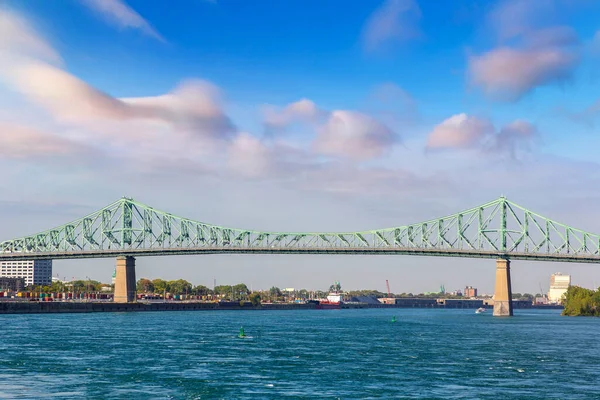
xmin=1 ymin=196 xmax=599 ymax=263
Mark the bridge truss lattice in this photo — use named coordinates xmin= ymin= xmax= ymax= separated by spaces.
xmin=1 ymin=197 xmax=599 ymax=263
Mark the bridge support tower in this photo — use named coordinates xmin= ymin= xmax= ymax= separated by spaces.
xmin=114 ymin=256 xmax=136 ymax=303
xmin=493 ymin=259 xmax=513 ymax=317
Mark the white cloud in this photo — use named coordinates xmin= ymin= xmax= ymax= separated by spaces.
xmin=487 ymin=0 xmax=557 ymax=41
xmin=0 ymin=9 xmax=62 ymax=65
xmin=469 ymin=45 xmax=578 ymax=101
xmin=426 ymin=114 xmax=494 ymax=150
xmin=469 ymin=0 xmax=581 ymax=101
xmin=80 ymin=0 xmax=164 ymax=41
xmin=2 ymin=61 xmax=234 ymax=141
xmin=263 ymin=98 xmax=322 ymax=133
xmin=314 ymin=110 xmax=397 ymax=160
xmin=362 ymin=0 xmax=421 ymax=52
xmin=0 ymin=122 xmax=93 ymax=159
xmin=426 ymin=113 xmax=538 ymax=158
xmin=262 ymin=98 xmax=399 ymax=161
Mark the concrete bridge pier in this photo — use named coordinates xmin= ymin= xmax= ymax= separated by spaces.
xmin=114 ymin=256 xmax=136 ymax=303
xmin=493 ymin=259 xmax=513 ymax=316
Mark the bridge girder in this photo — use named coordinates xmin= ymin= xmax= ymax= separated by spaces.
xmin=1 ymin=196 xmax=599 ymax=263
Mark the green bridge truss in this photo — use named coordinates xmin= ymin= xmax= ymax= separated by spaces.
xmin=1 ymin=196 xmax=600 ymax=263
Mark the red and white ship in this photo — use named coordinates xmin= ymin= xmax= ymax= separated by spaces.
xmin=315 ymin=291 xmax=343 ymax=310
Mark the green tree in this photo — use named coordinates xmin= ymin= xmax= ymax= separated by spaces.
xmin=269 ymin=286 xmax=282 ymax=301
xmin=152 ymin=279 xmax=168 ymax=294
xmin=562 ymin=286 xmax=600 ymax=316
xmin=137 ymin=278 xmax=155 ymax=293
xmin=167 ymin=279 xmax=192 ymax=295
xmin=191 ymin=285 xmax=213 ymax=296
xmin=249 ymin=292 xmax=261 ymax=306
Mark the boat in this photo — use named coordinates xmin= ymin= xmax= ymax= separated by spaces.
xmin=315 ymin=292 xmax=343 ymax=310
xmin=475 ymin=307 xmax=486 ymax=314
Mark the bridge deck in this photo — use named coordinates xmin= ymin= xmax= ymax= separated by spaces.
xmin=2 ymin=247 xmax=600 ymax=263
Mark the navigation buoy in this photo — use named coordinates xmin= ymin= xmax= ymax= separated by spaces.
xmin=391 ymin=316 xmax=397 ymax=323
xmin=238 ymin=327 xmax=246 ymax=338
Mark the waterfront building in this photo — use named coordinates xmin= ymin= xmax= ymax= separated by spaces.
xmin=464 ymin=286 xmax=478 ymax=297
xmin=0 ymin=277 xmax=25 ymax=292
xmin=547 ymin=273 xmax=570 ymax=304
xmin=0 ymin=260 xmax=52 ymax=286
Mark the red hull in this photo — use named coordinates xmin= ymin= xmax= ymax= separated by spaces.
xmin=316 ymin=301 xmax=341 ymax=310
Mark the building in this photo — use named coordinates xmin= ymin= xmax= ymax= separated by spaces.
xmin=0 ymin=260 xmax=52 ymax=286
xmin=547 ymin=272 xmax=571 ymax=304
xmin=464 ymin=286 xmax=478 ymax=297
xmin=0 ymin=277 xmax=25 ymax=292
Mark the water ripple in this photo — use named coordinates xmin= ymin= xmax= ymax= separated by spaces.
xmin=0 ymin=309 xmax=599 ymax=398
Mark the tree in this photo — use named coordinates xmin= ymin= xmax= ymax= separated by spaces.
xmin=152 ymin=279 xmax=168 ymax=294
xmin=249 ymin=292 xmax=261 ymax=306
xmin=233 ymin=283 xmax=250 ymax=296
xmin=136 ymin=278 xmax=155 ymax=293
xmin=562 ymin=286 xmax=600 ymax=316
xmin=167 ymin=279 xmax=192 ymax=295
xmin=192 ymin=285 xmax=213 ymax=297
xmin=521 ymin=293 xmax=534 ymax=301
xmin=269 ymin=286 xmax=282 ymax=301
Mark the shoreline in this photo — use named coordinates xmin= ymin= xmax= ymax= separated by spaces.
xmin=0 ymin=301 xmax=563 ymax=314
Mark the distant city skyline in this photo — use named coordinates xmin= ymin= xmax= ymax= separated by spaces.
xmin=1 ymin=0 xmax=600 ymax=293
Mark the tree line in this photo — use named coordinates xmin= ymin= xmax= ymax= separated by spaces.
xmin=26 ymin=280 xmax=111 ymax=293
xmin=562 ymin=286 xmax=600 ymax=316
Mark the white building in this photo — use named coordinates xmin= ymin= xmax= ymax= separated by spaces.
xmin=547 ymin=272 xmax=571 ymax=304
xmin=0 ymin=260 xmax=52 ymax=286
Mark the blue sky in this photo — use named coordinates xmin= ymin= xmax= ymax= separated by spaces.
xmin=1 ymin=0 xmax=600 ymax=294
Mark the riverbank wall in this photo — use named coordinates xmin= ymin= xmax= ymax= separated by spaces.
xmin=0 ymin=300 xmax=562 ymax=314
xmin=0 ymin=301 xmax=316 ymax=314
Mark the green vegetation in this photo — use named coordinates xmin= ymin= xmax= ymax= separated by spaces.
xmin=27 ymin=280 xmax=111 ymax=293
xmin=512 ymin=293 xmax=535 ymax=302
xmin=249 ymin=292 xmax=261 ymax=306
xmin=562 ymin=286 xmax=600 ymax=316
xmin=137 ymin=278 xmax=204 ymax=296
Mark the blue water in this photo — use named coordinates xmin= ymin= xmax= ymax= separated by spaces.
xmin=0 ymin=308 xmax=599 ymax=399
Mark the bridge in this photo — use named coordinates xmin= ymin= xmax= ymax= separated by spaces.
xmin=1 ymin=196 xmax=599 ymax=316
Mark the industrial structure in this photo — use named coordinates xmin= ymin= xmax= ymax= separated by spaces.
xmin=464 ymin=286 xmax=478 ymax=297
xmin=1 ymin=196 xmax=599 ymax=316
xmin=0 ymin=277 xmax=25 ymax=292
xmin=0 ymin=260 xmax=52 ymax=286
xmin=547 ymin=273 xmax=571 ymax=304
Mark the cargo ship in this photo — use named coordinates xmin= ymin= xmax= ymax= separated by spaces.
xmin=315 ymin=291 xmax=343 ymax=310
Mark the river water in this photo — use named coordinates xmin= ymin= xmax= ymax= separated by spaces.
xmin=0 ymin=308 xmax=598 ymax=399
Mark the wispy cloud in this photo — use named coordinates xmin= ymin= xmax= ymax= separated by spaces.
xmin=0 ymin=122 xmax=94 ymax=160
xmin=426 ymin=113 xmax=538 ymax=159
xmin=469 ymin=0 xmax=581 ymax=102
xmin=80 ymin=0 xmax=164 ymax=41
xmin=362 ymin=0 xmax=421 ymax=52
xmin=0 ymin=9 xmax=62 ymax=65
xmin=262 ymin=99 xmax=399 ymax=161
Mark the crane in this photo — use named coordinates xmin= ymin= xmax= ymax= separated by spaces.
xmin=386 ymin=279 xmax=391 ymax=297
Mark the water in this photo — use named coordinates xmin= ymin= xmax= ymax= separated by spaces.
xmin=0 ymin=308 xmax=599 ymax=399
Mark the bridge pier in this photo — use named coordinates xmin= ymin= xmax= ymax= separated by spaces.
xmin=114 ymin=256 xmax=136 ymax=303
xmin=493 ymin=259 xmax=513 ymax=317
